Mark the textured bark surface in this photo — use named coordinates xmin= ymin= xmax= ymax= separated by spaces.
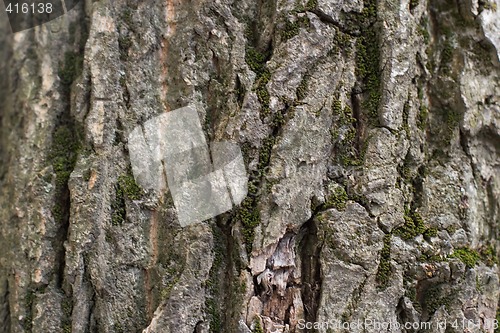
xmin=0 ymin=0 xmax=499 ymax=332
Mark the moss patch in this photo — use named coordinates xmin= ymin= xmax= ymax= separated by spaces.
xmin=332 ymin=29 xmax=353 ymax=56
xmin=281 ymin=15 xmax=310 ymax=41
xmin=324 ymin=187 xmax=348 ymax=210
xmin=422 ymin=284 xmax=452 ymax=313
xmin=23 ymin=290 xmax=35 ymax=331
xmin=160 ymin=274 xmax=180 ymax=301
xmin=376 ymin=234 xmax=392 ymax=289
xmin=417 ymin=105 xmax=428 ymax=130
xmin=480 ymin=245 xmax=498 ymax=267
xmin=439 ymin=29 xmax=454 ymax=74
xmin=245 ymin=47 xmax=271 ymax=117
xmin=354 ymin=0 xmax=381 ymax=125
xmin=258 ymin=137 xmax=276 ymax=171
xmin=418 ymin=23 xmax=430 ymax=44
xmin=111 ymin=184 xmax=126 ymax=226
xmin=422 ymin=227 xmax=438 ymax=239
xmin=61 ymin=296 xmax=73 ymax=333
xmin=331 ymin=98 xmax=366 ymax=167
xmin=252 ymin=317 xmax=264 ymax=333
xmin=296 ymin=74 xmax=309 ymax=101
xmin=394 ymin=208 xmax=435 ymax=240
xmin=118 ymin=35 xmax=132 ymax=61
xmin=50 ymin=124 xmax=80 ymax=224
xmin=118 ymin=173 xmax=142 ymax=200
xmin=59 ymin=51 xmax=84 ymax=89
xmin=481 ymin=0 xmax=498 ymax=11
xmin=205 ymin=225 xmax=225 ymax=333
xmin=239 ymin=115 xmax=283 ymax=253
xmin=449 ymin=247 xmax=480 ymax=268
xmin=409 ymin=0 xmax=419 ymax=10
xmin=402 ymin=100 xmax=410 ymax=136
xmin=239 ymin=197 xmax=261 ymax=254
xmin=121 ymin=7 xmax=135 ymax=28
xmin=443 ymin=107 xmax=461 ymax=139
xmin=305 ymin=0 xmax=318 ymax=10
xmin=111 ymin=172 xmax=142 ymax=226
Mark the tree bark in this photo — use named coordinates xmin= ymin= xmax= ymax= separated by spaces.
xmin=0 ymin=0 xmax=499 ymax=332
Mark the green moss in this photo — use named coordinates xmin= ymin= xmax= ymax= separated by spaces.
xmin=160 ymin=276 xmax=179 ymax=300
xmin=402 ymin=100 xmax=410 ymax=136
xmin=325 ymin=187 xmax=348 ymax=210
xmin=339 ymin=137 xmax=368 ymax=167
xmin=256 ymin=83 xmax=271 ymax=116
xmin=422 ymin=284 xmax=452 ymax=313
xmin=423 ymin=227 xmax=438 ymax=239
xmin=354 ymin=0 xmax=381 ymax=125
xmin=59 ymin=51 xmax=84 ymax=88
xmin=272 ymin=109 xmax=286 ymax=127
xmin=418 ymin=18 xmax=430 ymax=44
xmin=245 ymin=48 xmax=271 ymax=117
xmin=23 ymin=290 xmax=35 ymax=331
xmin=113 ymin=323 xmax=124 ymax=333
xmin=110 ymin=172 xmax=142 ymax=226
xmin=417 ymin=105 xmax=428 ymax=130
xmin=482 ymin=1 xmax=498 ymax=11
xmin=281 ymin=15 xmax=310 ymax=41
xmin=50 ymin=125 xmax=80 ymax=224
xmin=205 ymin=225 xmax=225 ymax=333
xmin=332 ymin=98 xmax=342 ymax=115
xmin=401 ymin=166 xmax=412 ymax=181
xmin=52 ymin=203 xmax=64 ymax=225
xmin=118 ymin=35 xmax=132 ymax=61
xmin=430 ymin=106 xmax=462 ymax=145
xmin=62 ymin=297 xmax=72 ymax=317
xmin=239 ymin=197 xmax=261 ymax=254
xmin=331 ymin=99 xmax=366 ymax=167
xmin=82 ymin=169 xmax=91 ymax=182
xmin=122 ymin=7 xmax=134 ymax=27
xmin=333 ymin=30 xmax=353 ymax=56
xmin=118 ymin=173 xmax=142 ymax=200
xmin=296 ymin=75 xmax=309 ymax=100
xmin=305 ymin=0 xmax=318 ymax=10
xmin=61 ymin=297 xmax=73 ymax=332
xmin=253 ymin=317 xmax=264 ymax=333
xmin=440 ymin=42 xmax=454 ymax=73
xmin=394 ymin=208 xmax=436 ymax=240
xmin=282 ymin=19 xmax=300 ymax=40
xmin=51 ymin=126 xmax=79 ymax=182
xmin=348 ymin=193 xmax=370 ymax=208
xmin=111 ymin=185 xmax=126 ymax=226
xmin=258 ymin=137 xmax=276 ymax=172
xmin=240 ymin=135 xmax=278 ymax=253
xmin=449 ymin=247 xmax=480 ymax=268
xmin=245 ymin=47 xmax=268 ymax=76
xmin=444 ymin=107 xmax=461 ymax=135
xmin=376 ymin=234 xmax=392 ymax=289
xmin=403 ymin=274 xmax=421 ymax=311
xmin=206 ymin=298 xmax=221 ymax=332
xmin=480 ymin=245 xmax=497 ymax=267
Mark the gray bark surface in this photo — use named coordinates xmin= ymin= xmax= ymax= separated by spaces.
xmin=0 ymin=0 xmax=499 ymax=332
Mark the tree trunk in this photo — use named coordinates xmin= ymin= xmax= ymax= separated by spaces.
xmin=0 ymin=0 xmax=499 ymax=332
